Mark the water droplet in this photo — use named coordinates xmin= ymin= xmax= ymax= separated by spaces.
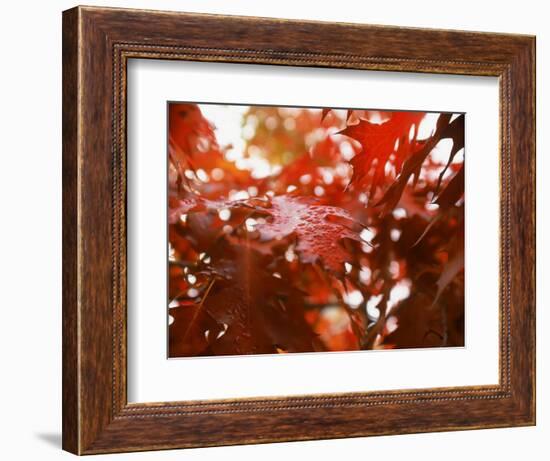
xmin=218 ymin=208 xmax=231 ymax=221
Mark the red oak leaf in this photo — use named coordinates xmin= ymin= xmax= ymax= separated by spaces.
xmin=169 ymin=299 xmax=224 ymax=357
xmin=338 ymin=111 xmax=426 ymax=195
xmin=169 ymin=245 xmax=325 ymax=357
xmin=168 ymin=103 xmax=252 ymax=191
xmin=272 ymin=135 xmax=349 ymax=195
xmin=255 ymin=195 xmax=362 ymax=275
xmin=376 ymin=114 xmax=465 ymax=214
xmin=203 ymin=278 xmax=323 ymax=356
xmin=321 ymin=108 xmax=353 ymax=123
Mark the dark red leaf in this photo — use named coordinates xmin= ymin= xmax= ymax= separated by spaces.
xmin=255 ymin=195 xmax=363 ymax=275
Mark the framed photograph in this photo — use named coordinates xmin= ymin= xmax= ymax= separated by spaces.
xmin=62 ymin=5 xmax=535 ymax=455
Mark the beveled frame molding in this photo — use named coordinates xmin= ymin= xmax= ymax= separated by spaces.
xmin=62 ymin=5 xmax=535 ymax=455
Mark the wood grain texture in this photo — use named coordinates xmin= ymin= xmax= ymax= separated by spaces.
xmin=62 ymin=5 xmax=536 ymax=455
xmin=61 ymin=7 xmax=79 ymax=454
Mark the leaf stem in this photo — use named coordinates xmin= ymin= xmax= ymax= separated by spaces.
xmin=180 ymin=278 xmax=216 ymax=343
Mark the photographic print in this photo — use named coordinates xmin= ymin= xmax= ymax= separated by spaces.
xmin=168 ymin=102 xmax=465 ymax=358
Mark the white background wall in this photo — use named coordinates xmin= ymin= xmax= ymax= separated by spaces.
xmin=0 ymin=1 xmax=545 ymax=459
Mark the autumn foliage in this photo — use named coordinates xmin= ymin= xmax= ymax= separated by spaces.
xmin=168 ymin=103 xmax=465 ymax=357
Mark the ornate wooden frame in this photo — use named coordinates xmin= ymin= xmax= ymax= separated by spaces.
xmin=62 ymin=5 xmax=536 ymax=455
